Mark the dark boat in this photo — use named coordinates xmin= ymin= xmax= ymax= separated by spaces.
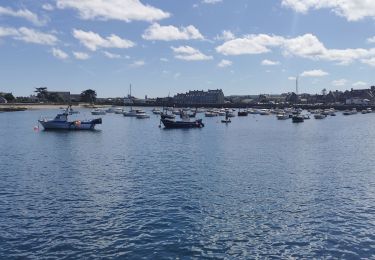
xmin=238 ymin=109 xmax=248 ymax=116
xmin=161 ymin=118 xmax=204 ymax=128
xmin=292 ymin=115 xmax=304 ymax=123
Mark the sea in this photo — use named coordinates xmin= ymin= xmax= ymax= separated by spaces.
xmin=1 ymin=108 xmax=375 ymax=259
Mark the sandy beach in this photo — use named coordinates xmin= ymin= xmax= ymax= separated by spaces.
xmin=0 ymin=103 xmax=94 ymax=111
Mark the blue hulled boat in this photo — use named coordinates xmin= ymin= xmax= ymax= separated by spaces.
xmin=38 ymin=106 xmax=102 ymax=130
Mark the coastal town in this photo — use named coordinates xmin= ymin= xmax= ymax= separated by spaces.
xmin=1 ymin=85 xmax=375 ymax=109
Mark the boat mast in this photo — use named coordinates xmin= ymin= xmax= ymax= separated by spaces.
xmin=130 ymin=84 xmax=132 ymax=110
xmin=296 ymin=76 xmax=299 ymax=95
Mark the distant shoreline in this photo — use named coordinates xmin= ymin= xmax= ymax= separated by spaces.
xmin=1 ymin=102 xmax=375 ymax=112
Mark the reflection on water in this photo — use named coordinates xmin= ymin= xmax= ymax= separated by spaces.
xmin=1 ymin=108 xmax=375 ymax=258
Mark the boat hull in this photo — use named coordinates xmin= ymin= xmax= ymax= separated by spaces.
xmin=161 ymin=119 xmax=204 ymax=129
xmin=39 ymin=118 xmax=102 ymax=130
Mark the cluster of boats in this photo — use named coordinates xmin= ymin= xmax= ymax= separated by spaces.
xmin=38 ymin=105 xmax=375 ymax=130
xmin=91 ymin=107 xmax=151 ymax=119
xmin=343 ymin=108 xmax=372 ymax=115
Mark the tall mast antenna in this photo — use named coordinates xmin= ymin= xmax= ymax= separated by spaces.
xmin=296 ymin=76 xmax=299 ymax=95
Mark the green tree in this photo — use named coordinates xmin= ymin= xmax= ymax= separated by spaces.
xmin=47 ymin=92 xmax=64 ymax=103
xmin=81 ymin=89 xmax=97 ymax=103
xmin=3 ymin=93 xmax=15 ymax=102
xmin=34 ymin=87 xmax=48 ymax=101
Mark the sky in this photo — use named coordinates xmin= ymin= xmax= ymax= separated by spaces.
xmin=0 ymin=0 xmax=375 ymax=98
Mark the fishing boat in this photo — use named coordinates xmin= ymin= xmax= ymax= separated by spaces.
xmin=161 ymin=118 xmax=204 ymax=128
xmin=38 ymin=106 xmax=102 ymax=130
xmin=160 ymin=110 xmax=204 ymax=128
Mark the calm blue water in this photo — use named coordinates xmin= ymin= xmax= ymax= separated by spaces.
xmin=1 ymin=108 xmax=375 ymax=259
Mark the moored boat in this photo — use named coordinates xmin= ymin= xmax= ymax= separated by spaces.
xmin=161 ymin=118 xmax=204 ymax=128
xmin=314 ymin=114 xmax=326 ymax=119
xmin=136 ymin=111 xmax=150 ymax=119
xmin=276 ymin=113 xmax=289 ymax=120
xmin=39 ymin=106 xmax=102 ymax=130
xmin=292 ymin=115 xmax=304 ymax=123
xmin=91 ymin=108 xmax=106 ymax=115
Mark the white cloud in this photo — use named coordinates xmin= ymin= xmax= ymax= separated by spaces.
xmin=0 ymin=26 xmax=58 ymax=45
xmin=367 ymin=36 xmax=375 ymax=44
xmin=216 ymin=33 xmax=375 ymax=66
xmin=142 ymin=23 xmax=204 ymax=41
xmin=202 ymin=0 xmax=222 ymax=4
xmin=16 ymin=27 xmax=58 ymax=45
xmin=57 ymin=0 xmax=170 ymax=23
xmin=216 ymin=34 xmax=284 ymax=55
xmin=103 ymin=51 xmax=121 ymax=59
xmin=73 ymin=29 xmax=135 ymax=51
xmin=217 ymin=59 xmax=232 ymax=67
xmin=0 ymin=27 xmax=18 ymax=37
xmin=261 ymin=59 xmax=280 ymax=66
xmin=52 ymin=48 xmax=69 ymax=60
xmin=352 ymin=81 xmax=367 ymax=87
xmin=0 ymin=6 xmax=46 ymax=26
xmin=215 ymin=30 xmax=235 ymax=41
xmin=160 ymin=58 xmax=169 ymax=62
xmin=281 ymin=0 xmax=375 ymax=21
xmin=73 ymin=51 xmax=90 ymax=60
xmin=288 ymin=76 xmax=297 ymax=80
xmin=300 ymin=69 xmax=329 ymax=77
xmin=361 ymin=57 xmax=375 ymax=66
xmin=42 ymin=4 xmax=55 ymax=11
xmin=331 ymin=79 xmax=348 ymax=86
xmin=171 ymin=45 xmax=213 ymax=61
xmin=130 ymin=60 xmax=145 ymax=67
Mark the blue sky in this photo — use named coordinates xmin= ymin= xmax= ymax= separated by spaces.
xmin=0 ymin=0 xmax=375 ymax=98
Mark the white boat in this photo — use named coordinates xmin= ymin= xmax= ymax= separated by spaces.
xmin=91 ymin=108 xmax=106 ymax=115
xmin=114 ymin=108 xmax=124 ymax=114
xmin=124 ymin=109 xmax=143 ymax=117
xmin=136 ymin=111 xmax=150 ymax=119
xmin=218 ymin=109 xmax=226 ymax=116
xmin=276 ymin=113 xmax=289 ymax=120
xmin=259 ymin=109 xmax=271 ymax=115
xmin=343 ymin=110 xmax=351 ymax=115
xmin=205 ymin=111 xmax=218 ymax=117
xmin=152 ymin=108 xmax=162 ymax=114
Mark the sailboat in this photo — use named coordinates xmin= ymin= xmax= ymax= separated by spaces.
xmin=123 ymin=84 xmax=140 ymax=117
